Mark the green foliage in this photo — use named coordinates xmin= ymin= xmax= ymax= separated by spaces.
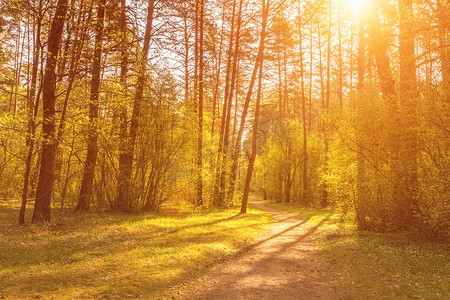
xmin=254 ymin=119 xmax=324 ymax=205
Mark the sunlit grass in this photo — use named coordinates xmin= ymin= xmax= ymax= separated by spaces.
xmin=0 ymin=200 xmax=271 ymax=299
xmin=261 ymin=199 xmax=450 ymax=299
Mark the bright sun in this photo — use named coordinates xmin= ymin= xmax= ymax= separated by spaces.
xmin=343 ymin=0 xmax=368 ymax=15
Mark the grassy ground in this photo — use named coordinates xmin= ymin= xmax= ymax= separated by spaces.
xmin=262 ymin=200 xmax=450 ymax=299
xmin=0 ymin=200 xmax=271 ymax=299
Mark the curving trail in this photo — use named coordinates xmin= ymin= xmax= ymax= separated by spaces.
xmin=180 ymin=196 xmax=344 ymax=300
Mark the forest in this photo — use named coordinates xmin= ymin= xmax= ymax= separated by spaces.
xmin=0 ymin=0 xmax=449 ymax=297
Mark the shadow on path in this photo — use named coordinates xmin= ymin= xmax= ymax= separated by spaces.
xmin=183 ymin=196 xmax=344 ymax=300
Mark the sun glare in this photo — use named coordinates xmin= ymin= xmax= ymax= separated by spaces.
xmin=343 ymin=0 xmax=367 ymax=16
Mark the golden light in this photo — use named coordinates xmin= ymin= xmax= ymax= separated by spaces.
xmin=343 ymin=0 xmax=368 ymax=15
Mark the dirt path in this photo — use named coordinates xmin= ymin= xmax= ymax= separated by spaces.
xmin=178 ymin=196 xmax=345 ymax=299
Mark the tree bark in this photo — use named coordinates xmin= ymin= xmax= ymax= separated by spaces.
xmin=196 ymin=0 xmax=204 ymax=206
xmin=321 ymin=0 xmax=332 ymax=208
xmin=32 ymin=0 xmax=69 ymax=224
xmin=241 ymin=57 xmax=263 ymax=214
xmin=76 ymin=0 xmax=107 ymax=212
xmin=213 ymin=0 xmax=237 ymax=206
xmin=298 ymin=7 xmax=308 ymax=205
xmin=228 ymin=0 xmax=270 ymax=205
xmin=241 ymin=0 xmax=269 ymax=214
xmin=116 ymin=0 xmax=154 ymax=211
xmin=220 ymin=0 xmax=243 ymax=205
xmin=20 ymin=0 xmax=43 ymax=225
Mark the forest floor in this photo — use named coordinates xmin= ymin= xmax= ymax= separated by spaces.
xmin=0 ymin=199 xmax=271 ymax=299
xmin=1 ymin=196 xmax=448 ymax=299
xmin=174 ymin=196 xmax=449 ymax=300
xmin=176 ymin=196 xmax=344 ymax=299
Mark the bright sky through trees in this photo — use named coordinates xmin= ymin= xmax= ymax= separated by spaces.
xmin=343 ymin=0 xmax=367 ymax=15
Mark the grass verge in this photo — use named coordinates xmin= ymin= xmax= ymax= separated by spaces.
xmin=0 ymin=201 xmax=271 ymax=299
xmin=261 ymin=199 xmax=449 ymax=299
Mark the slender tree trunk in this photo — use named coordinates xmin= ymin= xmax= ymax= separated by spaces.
xmin=227 ymin=0 xmax=270 ymax=205
xmin=321 ymin=0 xmax=332 ymax=208
xmin=318 ymin=23 xmax=324 ymax=132
xmin=20 ymin=0 xmax=43 ymax=225
xmin=212 ymin=2 xmax=226 ymax=136
xmin=241 ymin=57 xmax=263 ymax=214
xmin=213 ymin=0 xmax=237 ymax=206
xmin=197 ymin=0 xmax=204 ymax=206
xmin=221 ymin=0 xmax=243 ymax=204
xmin=13 ymin=22 xmax=25 ymax=117
xmin=299 ymin=7 xmax=308 ymax=205
xmin=118 ymin=0 xmax=155 ymax=211
xmin=241 ymin=0 xmax=269 ymax=213
xmin=283 ymin=44 xmax=291 ymax=203
xmin=309 ymin=21 xmax=313 ymax=133
xmin=116 ymin=0 xmax=130 ymax=211
xmin=183 ymin=2 xmax=189 ymax=102
xmin=277 ymin=50 xmax=283 ymax=120
xmin=9 ymin=20 xmax=20 ymax=116
xmin=32 ymin=0 xmax=69 ymax=224
xmin=76 ymin=0 xmax=107 ymax=212
xmin=56 ymin=1 xmax=90 ymax=147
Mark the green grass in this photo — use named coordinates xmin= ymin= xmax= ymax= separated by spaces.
xmin=261 ymin=199 xmax=450 ymax=299
xmin=0 ymin=200 xmax=271 ymax=299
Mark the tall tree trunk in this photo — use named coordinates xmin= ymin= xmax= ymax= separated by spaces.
xmin=32 ymin=0 xmax=69 ymax=224
xmin=76 ymin=0 xmax=107 ymax=212
xmin=212 ymin=1 xmax=226 ymax=136
xmin=227 ymin=0 xmax=270 ymax=205
xmin=183 ymin=1 xmax=189 ymax=102
xmin=221 ymin=0 xmax=243 ymax=204
xmin=117 ymin=0 xmax=155 ymax=211
xmin=309 ymin=21 xmax=313 ymax=133
xmin=299 ymin=7 xmax=308 ymax=205
xmin=241 ymin=54 xmax=263 ymax=214
xmin=318 ymin=23 xmax=324 ymax=135
xmin=56 ymin=0 xmax=90 ymax=148
xmin=240 ymin=0 xmax=269 ymax=214
xmin=283 ymin=44 xmax=291 ymax=203
xmin=197 ymin=0 xmax=204 ymax=206
xmin=116 ymin=0 xmax=130 ymax=211
xmin=213 ymin=0 xmax=237 ymax=206
xmin=20 ymin=0 xmax=43 ymax=225
xmin=321 ymin=0 xmax=332 ymax=208
xmin=338 ymin=0 xmax=343 ymax=111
